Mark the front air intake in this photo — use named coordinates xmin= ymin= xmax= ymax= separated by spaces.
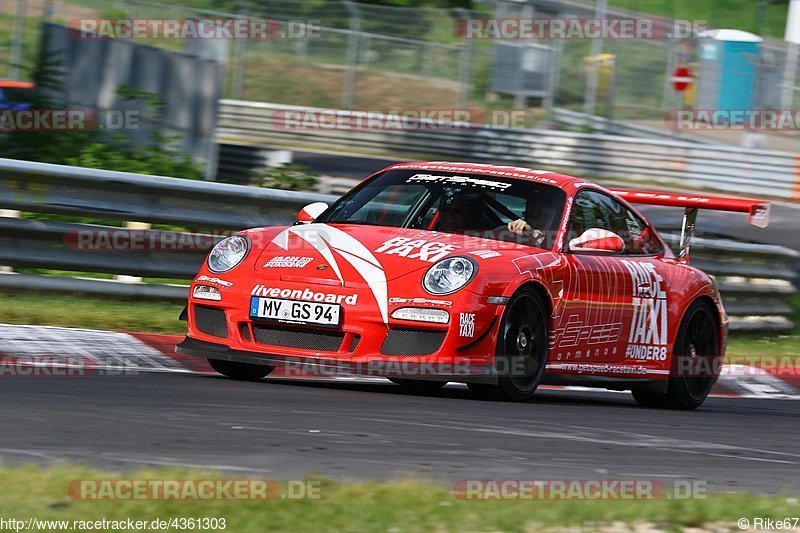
xmin=193 ymin=306 xmax=228 ymax=338
xmin=380 ymin=329 xmax=446 ymax=356
xmin=252 ymin=325 xmax=345 ymax=352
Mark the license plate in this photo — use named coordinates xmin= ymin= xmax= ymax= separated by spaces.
xmin=250 ymin=297 xmax=341 ymax=327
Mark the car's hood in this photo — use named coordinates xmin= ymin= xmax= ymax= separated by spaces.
xmin=245 ymin=222 xmax=554 ymax=325
xmin=252 ymin=222 xmax=536 ymax=283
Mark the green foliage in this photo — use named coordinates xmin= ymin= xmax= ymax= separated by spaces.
xmin=0 ymin=463 xmax=800 ymax=532
xmin=97 ymin=8 xmax=128 ymax=19
xmin=3 ymin=47 xmax=204 ymax=180
xmin=117 ymin=85 xmax=165 ymax=111
xmin=253 ymin=163 xmax=319 ymax=191
xmin=358 ymin=0 xmax=471 ymax=7
xmin=64 ymin=135 xmax=204 ymax=179
xmin=608 ymin=0 xmax=785 ymax=38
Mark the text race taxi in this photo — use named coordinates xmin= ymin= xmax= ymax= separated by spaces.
xmin=177 ymin=162 xmax=770 ymax=408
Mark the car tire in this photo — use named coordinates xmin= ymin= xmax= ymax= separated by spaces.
xmin=632 ymin=300 xmax=720 ymax=410
xmin=388 ymin=378 xmax=447 ymax=393
xmin=469 ymin=289 xmax=549 ymax=402
xmin=208 ymin=358 xmax=273 ymax=381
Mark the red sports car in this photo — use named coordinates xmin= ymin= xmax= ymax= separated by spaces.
xmin=177 ymin=162 xmax=770 ymax=408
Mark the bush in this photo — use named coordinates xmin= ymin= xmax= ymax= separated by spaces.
xmin=253 ymin=163 xmax=319 ymax=191
xmin=3 ymin=49 xmax=205 ymax=180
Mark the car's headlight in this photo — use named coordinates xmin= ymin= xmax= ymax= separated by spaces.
xmin=423 ymin=256 xmax=477 ymax=295
xmin=208 ymin=235 xmax=249 ymax=273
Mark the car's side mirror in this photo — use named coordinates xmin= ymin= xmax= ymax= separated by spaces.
xmin=569 ymin=228 xmax=625 ymax=254
xmin=296 ymin=202 xmax=329 ymax=224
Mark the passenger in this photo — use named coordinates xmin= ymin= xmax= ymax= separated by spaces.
xmin=506 ymin=200 xmax=560 ymax=247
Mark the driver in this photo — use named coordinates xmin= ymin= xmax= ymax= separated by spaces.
xmin=436 ymin=191 xmax=479 ymax=233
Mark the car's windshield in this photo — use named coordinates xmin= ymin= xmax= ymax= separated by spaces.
xmin=316 ymin=169 xmax=567 ymax=247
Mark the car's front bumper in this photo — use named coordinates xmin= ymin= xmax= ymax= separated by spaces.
xmin=176 ymin=336 xmax=500 ymax=383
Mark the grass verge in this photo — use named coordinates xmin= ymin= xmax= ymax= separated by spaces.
xmin=724 ymin=334 xmax=800 ymax=364
xmin=0 ymin=464 xmax=797 ymax=532
xmin=0 ymin=290 xmax=185 ymax=334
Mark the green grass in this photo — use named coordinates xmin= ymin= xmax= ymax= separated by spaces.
xmin=0 ymin=290 xmax=185 ymax=334
xmin=0 ymin=13 xmax=41 ymax=79
xmin=0 ymin=464 xmax=798 ymax=532
xmin=608 ymin=0 xmax=786 ymax=38
xmin=725 ymin=335 xmax=800 ymax=364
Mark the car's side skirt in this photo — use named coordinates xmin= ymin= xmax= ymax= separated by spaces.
xmin=542 ymin=373 xmax=669 ymax=393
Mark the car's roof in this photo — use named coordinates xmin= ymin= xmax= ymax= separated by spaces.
xmin=384 ymin=161 xmax=592 ymax=189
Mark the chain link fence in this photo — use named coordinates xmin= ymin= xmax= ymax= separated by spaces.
xmin=4 ymin=0 xmax=800 ymax=131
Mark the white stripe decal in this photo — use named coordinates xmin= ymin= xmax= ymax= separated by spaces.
xmin=271 ymin=224 xmax=389 ymax=323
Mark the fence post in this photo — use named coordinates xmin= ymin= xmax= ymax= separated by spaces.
xmin=782 ymin=0 xmax=800 ymax=109
xmin=227 ymin=0 xmax=251 ymax=100
xmin=455 ymin=8 xmax=472 ymax=109
xmin=9 ymin=0 xmax=26 ymax=80
xmin=0 ymin=210 xmax=21 ymax=273
xmin=115 ymin=221 xmax=150 ymax=284
xmin=583 ymin=0 xmax=608 ymax=119
xmin=458 ymin=41 xmax=473 ymax=109
xmin=342 ymin=1 xmax=362 ymax=110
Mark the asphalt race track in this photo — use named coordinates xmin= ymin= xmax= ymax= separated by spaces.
xmin=2 ymin=372 xmax=798 ymax=493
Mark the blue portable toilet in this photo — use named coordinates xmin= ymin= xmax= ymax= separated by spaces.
xmin=696 ymin=29 xmax=762 ymax=114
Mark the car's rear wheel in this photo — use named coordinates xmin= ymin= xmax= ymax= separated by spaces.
xmin=208 ymin=358 xmax=273 ymax=381
xmin=468 ymin=289 xmax=548 ymax=401
xmin=632 ymin=300 xmax=719 ymax=410
xmin=388 ymin=378 xmax=447 ymax=393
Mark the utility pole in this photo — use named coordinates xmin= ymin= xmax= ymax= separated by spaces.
xmin=10 ymin=0 xmax=26 ymax=79
xmin=583 ymin=0 xmax=608 ymax=118
xmin=342 ymin=1 xmax=361 ymax=110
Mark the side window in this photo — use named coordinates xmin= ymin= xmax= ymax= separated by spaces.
xmin=568 ymin=191 xmax=662 ymax=255
xmin=568 ymin=191 xmax=613 ymax=245
xmin=489 ymin=193 xmax=527 ymax=225
xmin=622 ymin=210 xmax=663 ymax=255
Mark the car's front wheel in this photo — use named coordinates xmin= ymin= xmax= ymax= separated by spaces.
xmin=632 ymin=300 xmax=720 ymax=410
xmin=468 ymin=289 xmax=548 ymax=401
xmin=208 ymin=359 xmax=273 ymax=381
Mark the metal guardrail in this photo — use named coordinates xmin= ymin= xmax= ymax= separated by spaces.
xmin=0 ymin=157 xmax=796 ymax=331
xmin=218 ymin=100 xmax=800 ymax=200
xmin=660 ymin=235 xmax=799 ymax=331
xmin=550 ymin=108 xmax=719 ymax=145
xmin=0 ymin=158 xmax=331 ymax=228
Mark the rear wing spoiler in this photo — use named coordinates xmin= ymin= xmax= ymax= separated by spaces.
xmin=609 ymin=188 xmax=771 ymax=262
xmin=610 ymin=189 xmax=770 ymax=228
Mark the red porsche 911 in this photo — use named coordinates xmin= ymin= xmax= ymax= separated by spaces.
xmin=177 ymin=162 xmax=770 ymax=408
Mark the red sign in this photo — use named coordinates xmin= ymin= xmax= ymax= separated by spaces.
xmin=670 ymin=66 xmax=694 ymax=92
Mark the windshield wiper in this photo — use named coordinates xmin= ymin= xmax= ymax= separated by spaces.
xmin=328 ymin=219 xmax=379 ymax=226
